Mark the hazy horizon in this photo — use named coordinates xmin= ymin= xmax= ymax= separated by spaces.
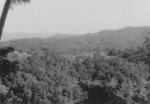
xmin=1 ymin=0 xmax=150 ymax=41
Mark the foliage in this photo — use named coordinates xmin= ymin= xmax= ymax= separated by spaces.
xmin=1 ymin=37 xmax=150 ymax=104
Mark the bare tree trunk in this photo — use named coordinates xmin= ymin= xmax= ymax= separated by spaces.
xmin=0 ymin=0 xmax=11 ymax=40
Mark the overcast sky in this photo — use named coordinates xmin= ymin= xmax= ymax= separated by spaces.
xmin=1 ymin=0 xmax=150 ymax=41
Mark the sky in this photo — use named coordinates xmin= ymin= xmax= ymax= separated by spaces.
xmin=1 ymin=0 xmax=150 ymax=41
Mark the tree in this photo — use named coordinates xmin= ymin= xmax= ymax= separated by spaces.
xmin=0 ymin=0 xmax=30 ymax=40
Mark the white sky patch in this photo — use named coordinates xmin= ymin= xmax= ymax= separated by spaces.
xmin=104 ymin=21 xmax=110 ymax=25
xmin=68 ymin=13 xmax=128 ymax=20
xmin=131 ymin=0 xmax=149 ymax=14
xmin=148 ymin=0 xmax=150 ymax=10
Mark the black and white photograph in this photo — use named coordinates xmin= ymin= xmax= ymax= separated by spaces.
xmin=0 ymin=0 xmax=150 ymax=104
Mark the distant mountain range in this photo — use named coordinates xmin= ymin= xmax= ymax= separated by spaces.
xmin=1 ymin=32 xmax=58 ymax=41
xmin=1 ymin=26 xmax=150 ymax=54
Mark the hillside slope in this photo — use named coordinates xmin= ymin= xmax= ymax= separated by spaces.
xmin=1 ymin=26 xmax=150 ymax=54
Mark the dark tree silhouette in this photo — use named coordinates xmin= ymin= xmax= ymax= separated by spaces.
xmin=0 ymin=0 xmax=30 ymax=40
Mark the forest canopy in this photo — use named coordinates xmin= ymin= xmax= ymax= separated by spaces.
xmin=1 ymin=37 xmax=150 ymax=104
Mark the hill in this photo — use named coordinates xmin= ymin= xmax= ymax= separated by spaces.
xmin=1 ymin=26 xmax=150 ymax=54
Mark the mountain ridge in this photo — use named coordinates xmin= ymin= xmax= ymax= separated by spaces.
xmin=1 ymin=26 xmax=150 ymax=54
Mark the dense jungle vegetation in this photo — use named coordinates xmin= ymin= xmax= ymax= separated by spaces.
xmin=1 ymin=36 xmax=150 ymax=104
